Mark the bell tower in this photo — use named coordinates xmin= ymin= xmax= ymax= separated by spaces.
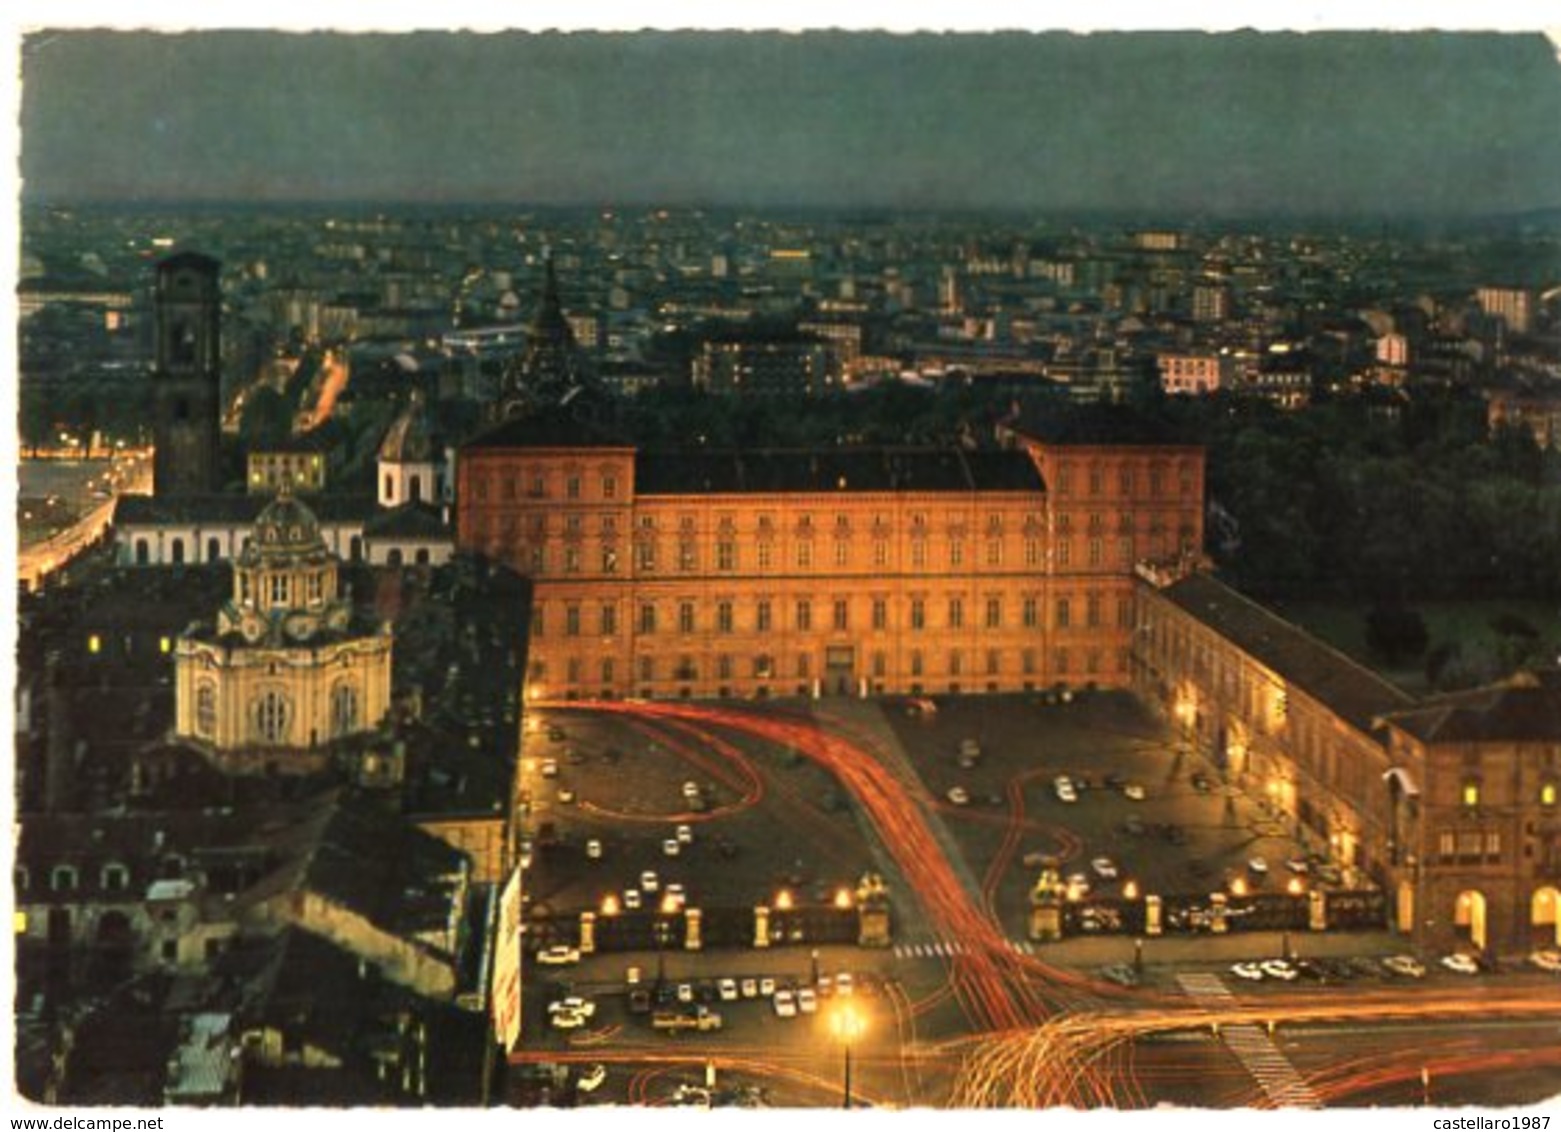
xmin=152 ymin=251 xmax=222 ymax=496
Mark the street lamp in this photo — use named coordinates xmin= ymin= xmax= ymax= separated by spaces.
xmin=829 ymin=1001 xmax=867 ymax=1109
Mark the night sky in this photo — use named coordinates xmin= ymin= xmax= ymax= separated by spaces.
xmin=18 ymin=29 xmax=1561 ymax=215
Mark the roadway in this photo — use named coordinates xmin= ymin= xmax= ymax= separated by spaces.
xmin=509 ymin=697 xmax=1561 ymax=1109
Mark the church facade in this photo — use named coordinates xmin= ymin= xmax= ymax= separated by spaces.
xmin=172 ymin=491 xmax=393 ymax=773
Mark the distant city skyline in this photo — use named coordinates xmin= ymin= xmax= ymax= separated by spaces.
xmin=17 ymin=29 xmax=1561 ymax=217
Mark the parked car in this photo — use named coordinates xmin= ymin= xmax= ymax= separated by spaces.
xmin=796 ymin=987 xmax=818 ymax=1014
xmin=641 ymin=870 xmax=660 ymax=891
xmin=759 ymin=977 xmax=777 ymax=997
xmin=550 ymin=1007 xmax=589 ymax=1029
xmin=718 ymin=978 xmax=739 ymax=1001
xmin=1122 ymin=782 xmax=1147 ymax=801
xmin=772 ymin=990 xmax=797 ymax=1018
xmin=541 ymin=759 xmax=559 ymax=778
xmin=835 ymin=972 xmax=854 ymax=996
xmin=1527 ymin=949 xmax=1561 ymax=973
xmin=1285 ymin=856 xmax=1310 ymax=874
xmin=1382 ymin=955 xmax=1427 ymax=978
xmin=740 ymin=978 xmax=759 ymax=998
xmin=1230 ymin=961 xmax=1265 ymax=981
xmin=624 ymin=889 xmax=642 ymax=910
xmin=577 ymin=1064 xmax=607 ymax=1093
xmin=548 ymin=996 xmax=597 ymax=1019
xmin=663 ymin=839 xmax=681 ymax=857
xmin=682 ymin=781 xmax=701 ymax=800
xmin=676 ymin=983 xmax=695 ymax=1004
xmin=557 ymin=787 xmax=577 ymax=804
xmin=1098 ymin=963 xmax=1139 ymax=987
xmin=1055 ymin=779 xmax=1079 ymax=804
xmin=586 ymin=838 xmax=603 ymax=860
xmin=1247 ymin=856 xmax=1270 ymax=876
xmin=1440 ymin=953 xmax=1481 ymax=975
xmin=1260 ymin=959 xmax=1298 ymax=981
xmin=537 ymin=945 xmax=580 ymax=966
xmin=946 ymin=786 xmax=971 ymax=806
xmin=676 ymin=824 xmax=694 ymax=844
xmin=1091 ymin=856 xmax=1119 ymax=880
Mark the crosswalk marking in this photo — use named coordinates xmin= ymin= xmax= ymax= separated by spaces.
xmin=892 ymin=936 xmax=1035 ymax=960
xmin=1176 ymin=973 xmax=1320 ymax=1109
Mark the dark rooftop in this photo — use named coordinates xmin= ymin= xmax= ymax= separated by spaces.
xmin=364 ymin=502 xmax=451 ymax=541
xmin=115 ymin=493 xmax=378 ymax=526
xmin=1158 ymin=572 xmax=1415 ymax=736
xmin=461 ymin=404 xmax=630 ymax=451
xmin=1383 ymin=669 xmax=1561 ymax=745
xmin=635 ymin=447 xmax=1045 ymax=495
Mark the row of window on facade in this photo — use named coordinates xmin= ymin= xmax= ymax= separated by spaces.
xmin=238 ymin=571 xmax=328 ymax=607
xmin=533 ymin=592 xmax=1137 ymax=639
xmin=16 ymin=862 xmax=134 ymax=894
xmin=1457 ymin=779 xmax=1559 ymax=810
xmin=485 ymin=532 xmax=1194 ymax=576
xmin=190 ymin=683 xmax=359 ymax=743
xmin=472 ymin=469 xmax=620 ymax=502
xmin=1050 ymin=460 xmax=1197 ymax=499
xmin=529 ymin=645 xmax=1131 ymax=686
xmin=470 ymin=504 xmax=1187 ymax=542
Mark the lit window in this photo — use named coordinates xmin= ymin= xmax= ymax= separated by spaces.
xmin=195 ymin=683 xmax=217 ymax=737
xmin=255 ymin=691 xmax=291 ymax=744
xmin=1542 ymin=783 xmax=1557 ymax=807
xmin=87 ymin=634 xmax=101 ymax=655
xmin=1462 ymin=781 xmax=1480 ymax=808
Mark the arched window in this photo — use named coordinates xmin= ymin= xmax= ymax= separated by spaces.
xmin=134 ymin=539 xmax=150 ymax=565
xmin=51 ymin=865 xmax=79 ymax=893
xmin=195 ymin=683 xmax=217 ymax=737
xmin=330 ymin=683 xmax=359 ymax=738
xmin=415 ymin=548 xmax=430 ymax=566
xmin=387 ymin=548 xmax=404 ymax=567
xmin=207 ymin=537 xmax=221 ymax=562
xmin=410 ymin=473 xmax=423 ymax=503
xmin=170 ymin=538 xmax=185 ymax=564
xmin=383 ymin=474 xmax=395 ymax=503
xmin=349 ymin=536 xmax=363 ymax=562
xmin=101 ymin=863 xmax=129 ymax=893
xmin=254 ymin=691 xmax=291 ymax=744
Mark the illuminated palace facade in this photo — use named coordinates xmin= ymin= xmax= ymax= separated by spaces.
xmin=456 ymin=413 xmax=1205 ymax=702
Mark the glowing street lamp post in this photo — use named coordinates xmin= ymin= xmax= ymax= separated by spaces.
xmin=829 ymin=1003 xmax=866 ymax=1109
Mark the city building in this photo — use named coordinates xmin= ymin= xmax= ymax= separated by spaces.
xmin=692 ymin=328 xmax=834 ymax=398
xmin=1132 ymin=566 xmax=1561 ymax=955
xmin=377 ymin=391 xmax=452 ymax=507
xmin=1380 ymin=671 xmax=1561 ymax=954
xmin=457 ymin=407 xmax=1204 ymax=701
xmin=151 ymin=252 xmax=224 ymax=496
xmin=1157 ymin=351 xmax=1224 ymax=396
xmin=1476 ymin=286 xmax=1535 ymax=336
xmin=1487 ymin=386 xmax=1561 ymax=450
xmin=495 ymin=258 xmax=591 ymax=417
xmin=170 ymin=489 xmax=393 ymax=773
xmin=247 ymin=434 xmax=330 ymax=495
